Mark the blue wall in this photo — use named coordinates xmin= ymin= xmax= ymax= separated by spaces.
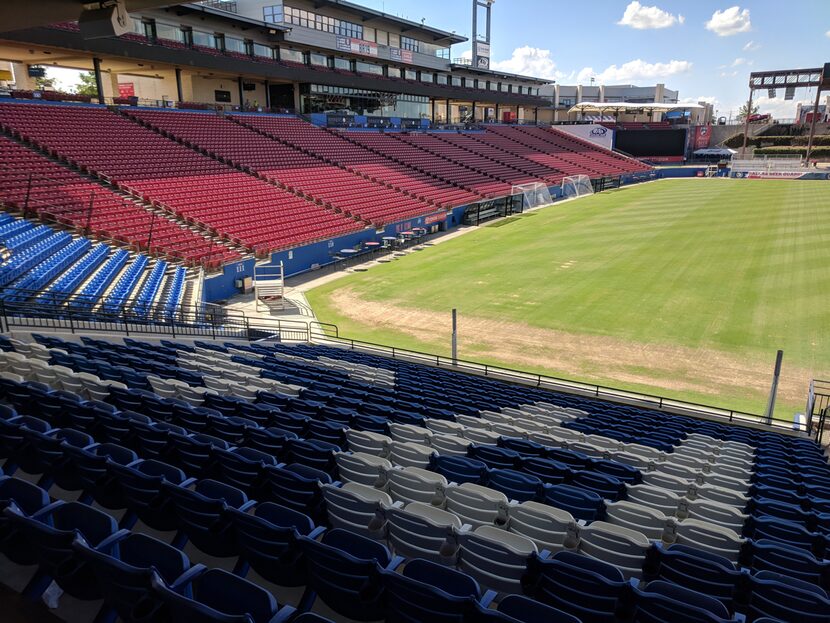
xmin=203 ymin=257 xmax=256 ymax=302
xmin=656 ymin=167 xmax=707 ymax=178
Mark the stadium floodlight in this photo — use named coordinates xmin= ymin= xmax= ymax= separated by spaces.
xmin=560 ymin=175 xmax=594 ymax=200
xmin=511 ymin=182 xmax=552 ymax=210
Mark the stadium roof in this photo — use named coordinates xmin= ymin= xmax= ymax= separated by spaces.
xmin=308 ymin=0 xmax=467 ymax=44
xmin=568 ymin=102 xmax=704 ymax=114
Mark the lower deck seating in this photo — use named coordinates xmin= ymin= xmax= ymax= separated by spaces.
xmin=0 ymin=333 xmax=827 ymax=623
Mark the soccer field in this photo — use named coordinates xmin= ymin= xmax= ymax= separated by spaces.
xmin=307 ymin=179 xmax=830 ymax=419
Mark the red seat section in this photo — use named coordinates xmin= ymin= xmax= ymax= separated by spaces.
xmin=0 ymin=136 xmax=234 ymax=268
xmin=0 ymin=103 xmax=363 ymax=257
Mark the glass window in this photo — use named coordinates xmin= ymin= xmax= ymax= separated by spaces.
xmin=356 ymin=61 xmax=382 ymax=75
xmin=263 ymin=3 xmax=284 ymax=23
xmin=225 ymin=36 xmax=246 ymax=54
xmin=309 ymin=52 xmax=328 ymax=67
xmin=435 ymin=47 xmax=450 ymax=59
xmin=253 ymin=43 xmax=273 ymax=58
xmin=192 ymin=30 xmax=214 ymax=47
xmin=404 ymin=69 xmax=417 ymax=81
xmin=363 ymin=28 xmax=375 ymax=42
xmin=213 ymin=33 xmax=225 ymax=50
xmin=387 ymin=66 xmax=402 ymax=79
xmin=488 ymin=81 xmax=498 ymax=91
xmin=375 ymin=30 xmax=388 ymax=45
xmin=280 ymin=48 xmax=304 ymax=63
xmin=388 ymin=33 xmax=399 ymax=47
xmin=451 ymin=76 xmax=462 ymax=87
xmin=156 ymin=22 xmax=183 ymax=42
xmin=334 ymin=57 xmax=351 ymax=71
xmin=400 ymin=36 xmax=419 ymax=52
xmin=130 ymin=17 xmax=144 ymax=34
xmin=500 ymin=83 xmax=509 ymax=92
xmin=436 ymin=74 xmax=448 ymax=85
xmin=420 ymin=72 xmax=433 ymax=83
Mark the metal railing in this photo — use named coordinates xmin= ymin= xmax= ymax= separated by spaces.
xmin=0 ymin=288 xmax=804 ymax=434
xmin=806 ymin=379 xmax=830 ymax=444
xmin=0 ymin=289 xmax=336 ymax=344
xmin=313 ymin=334 xmax=802 ymax=433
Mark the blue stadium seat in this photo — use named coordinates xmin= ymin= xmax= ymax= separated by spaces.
xmin=632 ymin=580 xmax=733 ymax=623
xmin=432 ymin=455 xmax=489 ymax=485
xmin=544 ymin=484 xmax=605 ymax=521
xmin=0 ymin=475 xmax=51 ymax=565
xmin=746 ymin=571 xmax=830 ymax=623
xmin=74 ymin=531 xmax=191 ymax=623
xmin=151 ymin=566 xmax=295 ymax=623
xmin=299 ymin=528 xmax=396 ymax=620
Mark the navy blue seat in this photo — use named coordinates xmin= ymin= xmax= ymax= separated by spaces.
xmin=228 ymin=502 xmax=321 ymax=586
xmin=474 ymin=594 xmax=581 ymax=623
xmin=746 ymin=515 xmax=826 ymax=557
xmin=56 ymin=442 xmax=139 ymax=499
xmin=381 ymin=557 xmax=495 ymax=623
xmin=544 ymin=484 xmax=605 ymax=521
xmin=525 ymin=550 xmax=630 ymax=623
xmin=644 ymin=543 xmax=741 ymax=610
xmin=168 ymin=432 xmax=229 ymax=478
xmin=592 ymin=459 xmax=642 ymax=484
xmin=486 ymin=469 xmax=543 ymax=502
xmin=632 ymin=580 xmax=732 ymax=623
xmin=299 ymin=528 xmax=396 ymax=621
xmin=109 ymin=458 xmax=191 ymax=531
xmin=245 ymin=426 xmax=297 ymax=456
xmin=74 ymin=531 xmax=190 ymax=623
xmin=0 ymin=475 xmax=51 ymax=565
xmin=750 ymin=539 xmax=830 ymax=591
xmin=165 ymin=479 xmax=253 ymax=558
xmin=283 ymin=438 xmax=339 ymax=476
xmin=546 ymin=448 xmax=593 ymax=470
xmin=431 ymin=455 xmax=489 ymax=485
xmin=265 ymin=463 xmax=330 ymax=520
xmin=498 ymin=438 xmax=547 ymax=458
xmin=571 ymin=471 xmax=627 ymax=502
xmin=5 ymin=500 xmax=121 ymax=600
xmin=214 ymin=447 xmax=278 ymax=495
xmin=151 ymin=566 xmax=295 ymax=623
xmin=468 ymin=445 xmax=521 ymax=470
xmin=520 ymin=457 xmax=572 ymax=485
xmin=747 ymin=571 xmax=830 ymax=623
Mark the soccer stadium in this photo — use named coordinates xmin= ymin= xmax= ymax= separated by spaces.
xmin=0 ymin=0 xmax=829 ymax=621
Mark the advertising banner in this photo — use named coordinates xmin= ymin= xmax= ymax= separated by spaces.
xmin=118 ymin=82 xmax=135 ymax=97
xmin=557 ymin=124 xmax=614 ymax=151
xmin=693 ymin=124 xmax=712 ymax=150
xmin=475 ymin=42 xmax=490 ymax=69
xmin=390 ymin=48 xmax=413 ymax=63
xmin=336 ymin=36 xmax=378 ymax=57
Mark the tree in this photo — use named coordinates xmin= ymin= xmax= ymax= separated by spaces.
xmin=736 ymin=100 xmax=759 ymax=121
xmin=34 ymin=75 xmax=56 ymax=91
xmin=73 ymin=72 xmax=99 ymax=97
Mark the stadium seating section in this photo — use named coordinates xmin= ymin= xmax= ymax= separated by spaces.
xmin=0 ymin=331 xmax=828 ymax=623
xmin=0 ymin=211 xmax=190 ymax=313
xmin=0 ymin=100 xmax=649 ymax=267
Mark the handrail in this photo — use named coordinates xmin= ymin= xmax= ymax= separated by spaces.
xmin=0 ymin=292 xmax=800 ymax=433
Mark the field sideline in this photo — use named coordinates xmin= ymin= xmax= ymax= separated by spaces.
xmin=307 ymin=179 xmax=830 ymax=419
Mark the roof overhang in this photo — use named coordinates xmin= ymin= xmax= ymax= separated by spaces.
xmin=568 ymin=102 xmax=704 ymax=114
xmin=449 ymin=63 xmax=552 ymax=85
xmin=308 ymin=0 xmax=466 ymax=44
xmin=0 ymin=0 xmax=176 ymax=34
xmin=173 ymin=4 xmax=291 ymax=33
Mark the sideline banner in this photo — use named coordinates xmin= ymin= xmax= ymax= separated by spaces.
xmin=558 ymin=124 xmax=614 ymax=151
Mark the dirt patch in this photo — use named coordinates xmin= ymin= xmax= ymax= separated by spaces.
xmin=327 ymin=287 xmax=813 ymax=406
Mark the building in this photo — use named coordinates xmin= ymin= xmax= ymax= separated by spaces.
xmin=0 ymin=0 xmax=552 ymax=124
xmin=542 ymin=83 xmax=681 ymax=122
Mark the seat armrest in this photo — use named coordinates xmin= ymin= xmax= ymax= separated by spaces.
xmin=385 ymin=555 xmax=406 ymax=571
xmin=479 ymin=590 xmax=498 ymax=609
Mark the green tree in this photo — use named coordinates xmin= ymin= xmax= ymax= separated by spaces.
xmin=736 ymin=100 xmax=760 ymax=121
xmin=34 ymin=75 xmax=56 ymax=91
xmin=73 ymin=72 xmax=99 ymax=96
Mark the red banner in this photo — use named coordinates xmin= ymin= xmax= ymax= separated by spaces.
xmin=693 ymin=124 xmax=712 ymax=150
xmin=118 ymin=82 xmax=135 ymax=97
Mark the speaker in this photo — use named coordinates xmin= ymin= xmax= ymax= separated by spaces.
xmin=79 ymin=4 xmax=130 ymax=39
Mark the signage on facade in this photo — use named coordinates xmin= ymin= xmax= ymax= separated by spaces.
xmin=390 ymin=48 xmax=413 ymax=63
xmin=118 ymin=82 xmax=135 ymax=97
xmin=475 ymin=42 xmax=490 ymax=69
xmin=557 ymin=124 xmax=614 ymax=151
xmin=336 ymin=36 xmax=378 ymax=57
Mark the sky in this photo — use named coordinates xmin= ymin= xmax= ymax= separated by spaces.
xmin=44 ymin=1 xmax=830 ymax=120
xmin=363 ymin=0 xmax=830 ymax=121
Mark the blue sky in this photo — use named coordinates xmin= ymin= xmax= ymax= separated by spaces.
xmin=363 ymin=0 xmax=830 ymax=120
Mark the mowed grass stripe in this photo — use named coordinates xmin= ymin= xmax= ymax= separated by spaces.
xmin=308 ymin=179 xmax=830 ymax=415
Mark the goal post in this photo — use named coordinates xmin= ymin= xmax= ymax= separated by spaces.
xmin=511 ymin=182 xmax=553 ymax=210
xmin=561 ymin=175 xmax=594 ymax=199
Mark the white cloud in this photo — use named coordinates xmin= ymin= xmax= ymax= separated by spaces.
xmin=705 ymin=6 xmax=751 ymax=36
xmin=489 ymin=46 xmax=561 ymax=80
xmin=731 ymin=57 xmax=747 ymax=67
xmin=742 ymin=40 xmax=760 ymax=51
xmin=460 ymin=49 xmax=472 ymax=61
xmin=826 ymin=30 xmax=830 ymax=38
xmin=753 ymin=96 xmax=812 ymax=120
xmin=576 ymin=59 xmax=693 ymax=84
xmin=681 ymin=95 xmax=719 ymax=107
xmin=617 ymin=1 xmax=684 ymax=29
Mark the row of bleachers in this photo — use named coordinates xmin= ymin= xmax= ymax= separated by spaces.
xmin=0 ymin=212 xmax=193 ymax=313
xmin=0 ymin=333 xmax=827 ymax=623
xmin=0 ymin=102 xmax=364 ymax=256
xmin=0 ymin=135 xmax=234 ymax=268
xmin=231 ymin=114 xmax=482 ymax=210
xmin=126 ymin=109 xmax=441 ymax=225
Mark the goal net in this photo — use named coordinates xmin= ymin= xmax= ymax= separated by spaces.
xmin=511 ymin=182 xmax=553 ymax=210
xmin=561 ymin=175 xmax=594 ymax=199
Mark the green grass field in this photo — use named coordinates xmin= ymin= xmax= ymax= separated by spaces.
xmin=307 ymin=179 xmax=830 ymax=418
